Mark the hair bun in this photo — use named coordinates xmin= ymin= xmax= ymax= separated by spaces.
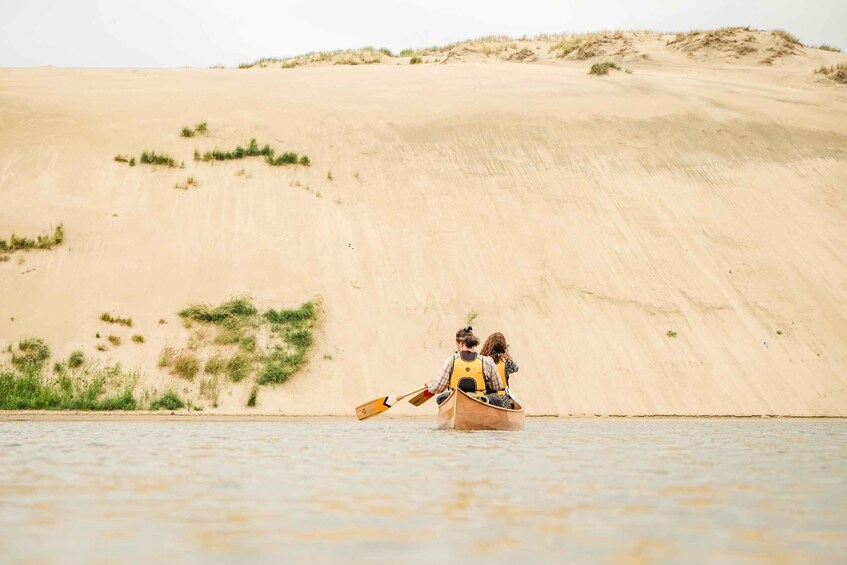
xmin=466 ymin=326 xmax=473 ymax=332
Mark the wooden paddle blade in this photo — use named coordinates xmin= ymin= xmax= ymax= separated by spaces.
xmin=355 ymin=395 xmax=398 ymax=420
xmin=408 ymin=390 xmax=433 ymax=407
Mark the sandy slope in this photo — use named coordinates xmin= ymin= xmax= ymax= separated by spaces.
xmin=1 ymin=31 xmax=846 ymax=416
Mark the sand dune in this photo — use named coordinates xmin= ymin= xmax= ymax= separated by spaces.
xmin=1 ymin=29 xmax=846 ymax=415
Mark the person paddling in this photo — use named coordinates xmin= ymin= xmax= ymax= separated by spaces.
xmin=423 ymin=326 xmax=505 ymax=406
xmin=480 ymin=332 xmax=519 ymax=408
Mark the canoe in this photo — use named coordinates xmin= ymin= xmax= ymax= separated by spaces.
xmin=436 ymin=389 xmax=525 ymax=431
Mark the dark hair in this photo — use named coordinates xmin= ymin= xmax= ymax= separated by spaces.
xmin=455 ymin=326 xmax=480 ymax=348
xmin=480 ymin=332 xmax=507 ymax=363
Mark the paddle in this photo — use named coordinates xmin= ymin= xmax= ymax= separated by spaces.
xmin=355 ymin=387 xmax=427 ymax=420
xmin=408 ymin=389 xmax=434 ymax=407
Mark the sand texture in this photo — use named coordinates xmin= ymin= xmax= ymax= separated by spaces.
xmin=1 ymin=29 xmax=846 ymax=416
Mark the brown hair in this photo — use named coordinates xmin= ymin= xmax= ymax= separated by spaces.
xmin=455 ymin=326 xmax=480 ymax=348
xmin=480 ymin=332 xmax=507 ymax=363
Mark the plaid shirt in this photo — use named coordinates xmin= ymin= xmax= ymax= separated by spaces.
xmin=427 ymin=352 xmax=503 ymax=394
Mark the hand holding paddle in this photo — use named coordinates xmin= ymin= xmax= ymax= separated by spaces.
xmin=355 ymin=387 xmax=427 ymax=420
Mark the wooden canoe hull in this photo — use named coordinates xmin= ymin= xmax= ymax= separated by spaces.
xmin=436 ymin=389 xmax=525 ymax=431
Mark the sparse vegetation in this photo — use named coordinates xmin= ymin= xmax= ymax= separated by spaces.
xmin=68 ymin=350 xmax=84 ymax=368
xmin=400 ymin=49 xmax=415 ymax=57
xmin=410 ymin=56 xmax=423 ymax=64
xmin=776 ymin=330 xmax=783 ymax=335
xmin=140 ymin=151 xmax=178 ymax=167
xmin=199 ymin=376 xmax=221 ymax=406
xmin=158 ymin=346 xmax=176 ymax=367
xmin=247 ymin=386 xmax=258 ymax=407
xmin=327 ymin=170 xmax=334 ymax=181
xmin=101 ymin=312 xmax=132 ymax=327
xmin=131 ymin=334 xmax=144 ymax=343
xmin=175 ymin=176 xmax=199 ymax=190
xmin=815 ymin=63 xmax=847 ymax=84
xmin=107 ymin=335 xmax=122 ymax=346
xmin=1 ymin=345 xmax=138 ymax=410
xmin=172 ymin=351 xmax=200 ymax=380
xmin=466 ymin=310 xmax=478 ymax=324
xmin=589 ymin=61 xmax=621 ymax=76
xmin=176 ymin=297 xmax=318 ymax=386
xmin=149 ymin=390 xmax=184 ymax=411
xmin=129 ymin=157 xmax=136 ymax=167
xmin=204 ymin=354 xmax=226 ymax=375
xmin=11 ymin=338 xmax=50 ymax=370
xmin=817 ymin=45 xmax=841 ymax=52
xmin=666 ymin=330 xmax=678 ymax=338
xmin=772 ymin=29 xmax=801 ymax=45
xmin=0 ymin=224 xmax=64 ymax=256
xmin=181 ymin=122 xmax=208 ymax=137
xmin=199 ymin=138 xmax=309 ymax=167
xmin=114 ymin=154 xmax=130 ymax=163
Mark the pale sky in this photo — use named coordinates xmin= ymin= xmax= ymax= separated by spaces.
xmin=1 ymin=0 xmax=844 ymax=67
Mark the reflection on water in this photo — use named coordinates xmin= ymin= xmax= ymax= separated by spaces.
xmin=1 ymin=419 xmax=846 ymax=564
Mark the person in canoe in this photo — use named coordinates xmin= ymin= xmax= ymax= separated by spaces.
xmin=422 ymin=326 xmax=506 ymax=407
xmin=480 ymin=332 xmax=519 ymax=408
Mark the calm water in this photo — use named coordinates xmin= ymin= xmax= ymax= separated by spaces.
xmin=1 ymin=419 xmax=845 ymax=564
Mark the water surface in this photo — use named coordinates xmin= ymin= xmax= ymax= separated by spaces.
xmin=1 ymin=419 xmax=845 ymax=564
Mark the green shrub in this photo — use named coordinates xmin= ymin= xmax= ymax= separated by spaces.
xmin=666 ymin=330 xmax=678 ymax=338
xmin=149 ymin=391 xmax=184 ymax=410
xmin=400 ymin=49 xmax=415 ymax=57
xmin=68 ymin=350 xmax=84 ymax=368
xmin=204 ymin=354 xmax=226 ymax=375
xmin=107 ymin=335 xmax=121 ymax=346
xmin=195 ymin=121 xmax=208 ymax=134
xmin=818 ymin=44 xmax=841 ymax=52
xmin=131 ymin=335 xmax=144 ymax=343
xmin=180 ymin=297 xmax=257 ymax=324
xmin=101 ymin=312 xmax=132 ymax=327
xmin=129 ymin=157 xmax=136 ymax=167
xmin=410 ymin=56 xmax=423 ymax=64
xmin=299 ymin=155 xmax=310 ymax=166
xmin=247 ymin=386 xmax=258 ymax=407
xmin=140 ymin=151 xmax=177 ymax=167
xmin=227 ymin=353 xmax=252 ymax=382
xmin=172 ymin=352 xmax=200 ymax=380
xmin=265 ymin=302 xmax=316 ymax=325
xmin=12 ymin=338 xmax=50 ymax=370
xmin=0 ymin=362 xmax=137 ymax=410
xmin=589 ymin=61 xmax=621 ymax=76
xmin=158 ymin=346 xmax=176 ymax=367
xmin=180 ymin=127 xmax=195 ymax=138
xmin=0 ymin=224 xmax=64 ymax=255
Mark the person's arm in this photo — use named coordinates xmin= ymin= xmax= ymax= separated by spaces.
xmin=426 ymin=356 xmax=454 ymax=395
xmin=483 ymin=356 xmax=503 ymax=391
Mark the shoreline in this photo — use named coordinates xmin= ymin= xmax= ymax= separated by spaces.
xmin=1 ymin=411 xmax=845 ymax=422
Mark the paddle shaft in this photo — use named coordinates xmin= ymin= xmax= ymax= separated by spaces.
xmin=355 ymin=387 xmax=427 ymax=420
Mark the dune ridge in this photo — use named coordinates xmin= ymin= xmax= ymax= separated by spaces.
xmin=1 ymin=28 xmax=846 ymax=416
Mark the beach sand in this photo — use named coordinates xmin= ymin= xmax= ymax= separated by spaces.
xmin=1 ymin=29 xmax=846 ymax=416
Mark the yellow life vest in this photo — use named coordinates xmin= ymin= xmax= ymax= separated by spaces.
xmin=496 ymin=358 xmax=508 ymax=394
xmin=449 ymin=354 xmax=486 ymax=393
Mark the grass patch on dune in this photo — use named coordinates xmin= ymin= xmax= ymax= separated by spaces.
xmin=0 ymin=224 xmax=64 ymax=256
xmin=175 ymin=296 xmax=319 ymax=386
xmin=181 ymin=121 xmax=208 ymax=138
xmin=817 ymin=44 xmax=841 ymax=52
xmin=101 ymin=312 xmax=132 ymax=327
xmin=149 ymin=390 xmax=184 ymax=411
xmin=1 ymin=340 xmax=138 ymax=410
xmin=197 ymin=138 xmax=310 ymax=167
xmin=410 ymin=56 xmax=423 ymax=64
xmin=815 ymin=63 xmax=847 ymax=84
xmin=589 ymin=61 xmax=621 ymax=76
xmin=140 ymin=150 xmax=181 ymax=168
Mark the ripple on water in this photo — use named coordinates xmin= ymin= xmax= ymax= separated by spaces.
xmin=0 ymin=419 xmax=845 ymax=564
